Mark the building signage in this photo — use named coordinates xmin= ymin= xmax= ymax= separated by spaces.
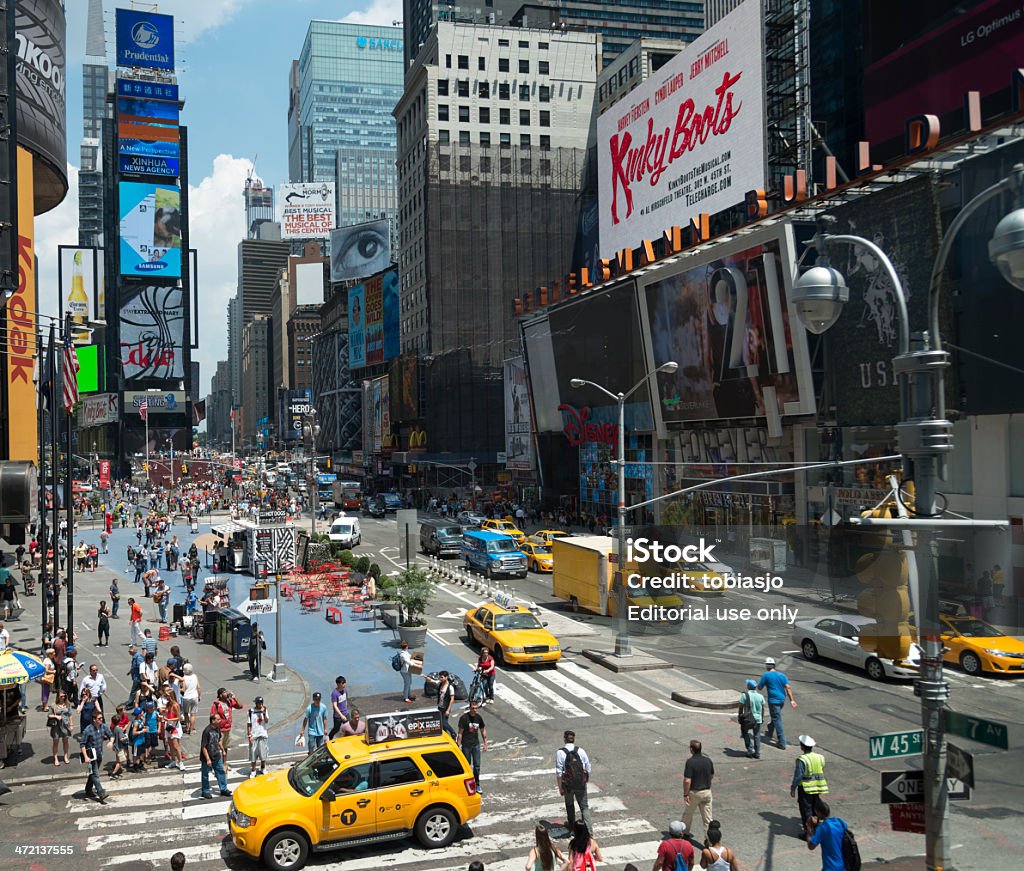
xmin=365 ymin=709 xmax=442 ymax=745
xmin=278 ymin=182 xmax=336 ymax=240
xmin=596 ymin=0 xmax=764 ymax=258
xmin=945 ymin=710 xmax=1009 ymax=750
xmin=124 ymin=391 xmax=185 ymax=414
xmin=78 ymin=393 xmax=119 ymax=428
xmin=558 ymin=405 xmax=618 ymax=447
xmin=880 ymin=770 xmax=924 ymax=805
xmin=869 ymin=729 xmax=924 ymax=761
xmin=116 ymin=79 xmax=179 ymax=102
xmin=7 ymin=150 xmax=37 ymax=461
xmin=98 ymin=460 xmax=111 ymax=490
xmin=356 ymin=36 xmax=403 ymax=51
xmin=119 ymin=286 xmax=186 ymax=380
xmin=349 ymin=268 xmax=400 ymax=369
xmin=118 ymin=182 xmax=182 ymax=278
xmin=116 ymin=8 xmax=175 ymax=71
xmin=504 ymin=357 xmax=534 ymax=470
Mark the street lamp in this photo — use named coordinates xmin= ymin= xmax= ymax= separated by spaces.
xmin=791 ymin=164 xmax=1024 ymax=871
xmin=302 ymin=409 xmax=320 ymax=537
xmin=570 ymin=360 xmax=678 ymax=657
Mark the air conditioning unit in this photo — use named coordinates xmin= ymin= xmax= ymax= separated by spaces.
xmin=487 ymin=13 xmax=495 ymax=23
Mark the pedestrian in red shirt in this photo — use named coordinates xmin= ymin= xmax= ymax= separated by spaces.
xmin=652 ymin=820 xmax=694 ymax=870
xmin=211 ymin=688 xmax=242 ymax=764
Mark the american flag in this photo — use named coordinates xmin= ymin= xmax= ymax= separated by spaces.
xmin=61 ymin=331 xmax=80 ymax=413
xmin=139 ymin=398 xmax=149 ymax=423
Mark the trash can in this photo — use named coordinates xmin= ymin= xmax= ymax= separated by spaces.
xmin=172 ymin=603 xmax=186 ymax=625
xmin=203 ymin=609 xmax=219 ymax=644
xmin=211 ymin=608 xmax=252 ymax=661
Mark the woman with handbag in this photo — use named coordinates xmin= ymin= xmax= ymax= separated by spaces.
xmin=39 ymin=647 xmax=56 ymax=709
xmin=48 ymin=690 xmax=73 ymax=766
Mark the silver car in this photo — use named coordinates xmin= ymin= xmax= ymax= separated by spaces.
xmin=457 ymin=510 xmax=487 ymax=528
xmin=791 ymin=614 xmax=920 ymax=681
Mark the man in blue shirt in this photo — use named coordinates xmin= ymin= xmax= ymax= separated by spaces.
xmin=301 ymin=691 xmax=329 ymax=754
xmin=806 ymin=799 xmax=848 ymax=871
xmin=757 ymin=657 xmax=797 ymax=750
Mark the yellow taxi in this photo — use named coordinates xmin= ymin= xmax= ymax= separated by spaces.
xmin=663 ymin=561 xmax=731 ymax=596
xmin=522 ymin=541 xmax=554 ymax=573
xmin=939 ymin=615 xmax=1024 ymax=676
xmin=227 ymin=711 xmax=482 ymax=870
xmin=464 ymin=599 xmax=562 ymax=666
xmin=530 ymin=529 xmax=572 ymax=545
xmin=481 ymin=519 xmax=526 ymax=544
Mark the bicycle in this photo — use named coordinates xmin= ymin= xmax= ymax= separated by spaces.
xmin=467 ymin=670 xmax=486 ymax=706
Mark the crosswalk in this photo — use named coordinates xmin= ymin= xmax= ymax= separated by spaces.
xmin=74 ymin=749 xmax=663 ymax=870
xmin=488 ymin=658 xmax=663 ymax=722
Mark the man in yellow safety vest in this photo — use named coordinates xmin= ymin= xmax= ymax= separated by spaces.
xmin=790 ymin=734 xmax=829 ymax=837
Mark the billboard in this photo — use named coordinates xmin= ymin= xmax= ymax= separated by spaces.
xmin=382 ymin=268 xmax=400 ymax=361
xmin=119 ymin=139 xmax=180 ymax=178
xmin=330 ymin=219 xmax=391 ymax=282
xmin=124 ymin=391 xmax=185 ymax=414
xmin=294 ymin=261 xmax=324 ymax=306
xmin=58 ymin=247 xmax=100 ymax=330
xmin=116 ymin=8 xmax=175 ymax=70
xmin=864 ymin=0 xmax=1024 ymax=146
xmin=78 ymin=393 xmax=119 ymax=428
xmin=7 ymin=150 xmax=36 ymax=461
xmin=349 ymin=284 xmax=366 ymax=368
xmin=14 ymin=0 xmax=68 ymax=212
xmin=348 ymin=268 xmax=400 ymax=369
xmin=279 ymin=389 xmax=313 ymax=442
xmin=504 ymin=357 xmax=534 ymax=471
xmin=76 ymin=344 xmax=101 ymax=393
xmin=119 ymin=182 xmax=182 ymax=277
xmin=596 ymin=0 xmax=765 ymax=258
xmin=390 ymin=355 xmax=418 ymax=422
xmin=118 ymin=286 xmax=186 ymax=380
xmin=279 ymin=182 xmax=336 ymax=240
xmin=640 ymin=223 xmax=815 ymax=425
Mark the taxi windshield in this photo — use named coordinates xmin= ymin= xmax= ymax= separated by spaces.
xmin=486 ymin=539 xmax=517 ymax=553
xmin=945 ymin=619 xmax=1004 ymax=638
xmin=530 ymin=545 xmax=552 ymax=555
xmin=288 ymin=745 xmax=339 ymax=796
xmin=494 ymin=612 xmax=543 ymax=631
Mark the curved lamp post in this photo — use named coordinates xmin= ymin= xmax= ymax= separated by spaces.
xmin=791 ymin=164 xmax=1024 ymax=871
xmin=570 ymin=360 xmax=678 ymax=657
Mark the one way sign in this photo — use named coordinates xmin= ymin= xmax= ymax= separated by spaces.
xmin=881 ymin=770 xmax=924 ymax=804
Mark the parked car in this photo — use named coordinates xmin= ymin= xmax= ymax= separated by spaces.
xmin=791 ymin=614 xmax=920 ymax=681
xmin=457 ymin=510 xmax=487 ymax=528
xmin=362 ymin=497 xmax=386 ymax=518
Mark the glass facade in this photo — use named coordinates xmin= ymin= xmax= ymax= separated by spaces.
xmin=288 ymin=21 xmax=403 ymax=230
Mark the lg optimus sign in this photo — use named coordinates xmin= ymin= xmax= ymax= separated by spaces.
xmin=596 ymin=0 xmax=765 ymax=259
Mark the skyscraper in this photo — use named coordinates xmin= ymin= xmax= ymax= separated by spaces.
xmin=287 ymin=21 xmax=404 ymax=228
xmin=79 ymin=0 xmax=108 ymax=247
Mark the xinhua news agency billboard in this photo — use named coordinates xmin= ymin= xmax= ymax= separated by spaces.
xmin=596 ymin=0 xmax=765 ymax=258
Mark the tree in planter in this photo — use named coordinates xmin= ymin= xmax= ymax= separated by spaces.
xmin=337 ymin=549 xmax=354 ymax=566
xmin=355 ymin=555 xmax=371 ymax=575
xmin=376 ymin=573 xmax=400 ymax=602
xmin=395 ymin=566 xmax=437 ymax=628
xmin=368 ymin=563 xmax=382 ymax=580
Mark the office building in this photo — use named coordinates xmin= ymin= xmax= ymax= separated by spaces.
xmin=227 ymin=295 xmax=243 ymax=402
xmin=288 ymin=20 xmax=404 ymax=235
xmin=206 ymin=360 xmax=233 ymax=448
xmin=79 ymin=0 xmax=109 ymax=248
xmin=238 ymin=238 xmax=291 ymax=323
xmin=403 ymin=1 xmax=524 ymax=69
xmin=705 ymin=0 xmax=743 ymax=27
xmin=288 ymin=306 xmax=322 ymax=396
xmin=596 ymin=37 xmax=686 ymax=113
xmin=270 ymin=244 xmax=327 ymax=400
xmin=241 ymin=315 xmax=272 ymax=445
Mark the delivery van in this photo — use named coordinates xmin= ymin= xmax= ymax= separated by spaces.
xmin=420 ymin=518 xmax=463 ymax=558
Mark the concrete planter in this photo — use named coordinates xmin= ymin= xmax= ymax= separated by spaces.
xmin=398 ymin=623 xmax=428 ymax=648
xmin=379 ymin=603 xmax=401 ymax=629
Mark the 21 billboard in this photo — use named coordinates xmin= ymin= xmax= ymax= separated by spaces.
xmin=119 ymin=182 xmax=182 ymax=278
xmin=116 ymin=8 xmax=174 ymax=71
xmin=596 ymin=0 xmax=765 ymax=258
xmin=504 ymin=357 xmax=534 ymax=471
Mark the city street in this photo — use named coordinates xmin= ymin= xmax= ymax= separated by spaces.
xmin=3 ymin=514 xmax=1021 ymax=870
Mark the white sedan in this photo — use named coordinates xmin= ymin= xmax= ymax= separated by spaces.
xmin=791 ymin=614 xmax=920 ymax=681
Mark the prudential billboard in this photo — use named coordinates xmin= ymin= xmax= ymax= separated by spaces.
xmin=116 ymin=9 xmax=175 ymax=71
xmin=596 ymin=0 xmax=765 ymax=259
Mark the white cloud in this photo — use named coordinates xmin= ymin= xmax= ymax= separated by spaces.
xmin=137 ymin=0 xmax=256 ymax=44
xmin=35 ymin=165 xmax=81 ymax=322
xmin=339 ymin=0 xmax=403 ymax=26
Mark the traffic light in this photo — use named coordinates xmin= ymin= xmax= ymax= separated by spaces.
xmin=855 ymin=504 xmax=913 ymax=661
xmin=181 ymin=462 xmax=188 ymax=475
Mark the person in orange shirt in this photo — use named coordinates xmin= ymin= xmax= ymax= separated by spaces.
xmin=128 ymin=597 xmax=143 ymax=646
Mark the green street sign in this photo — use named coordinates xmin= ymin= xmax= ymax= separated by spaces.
xmin=870 ymin=729 xmax=924 ymax=760
xmin=945 ymin=711 xmax=1009 ymax=750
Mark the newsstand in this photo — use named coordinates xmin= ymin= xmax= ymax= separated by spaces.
xmin=211 ymin=608 xmax=253 ymax=661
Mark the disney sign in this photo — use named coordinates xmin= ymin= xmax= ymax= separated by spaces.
xmin=558 ymin=404 xmax=619 ymax=447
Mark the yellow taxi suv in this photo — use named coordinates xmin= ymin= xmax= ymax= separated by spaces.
xmin=522 ymin=541 xmax=554 ymax=573
xmin=227 ymin=710 xmax=481 ymax=870
xmin=939 ymin=615 xmax=1024 ymax=676
xmin=464 ymin=598 xmax=562 ymax=666
xmin=480 ymin=519 xmax=527 ymax=544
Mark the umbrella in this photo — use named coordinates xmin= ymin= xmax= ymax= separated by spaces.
xmin=0 ymin=650 xmax=46 ymax=686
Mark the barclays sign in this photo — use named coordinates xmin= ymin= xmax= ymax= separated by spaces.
xmin=356 ymin=36 xmax=403 ymax=51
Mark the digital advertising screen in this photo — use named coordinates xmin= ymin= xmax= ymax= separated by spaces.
xmin=118 ymin=181 xmax=182 ymax=278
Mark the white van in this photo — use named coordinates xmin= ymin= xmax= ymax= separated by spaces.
xmin=327 ymin=516 xmax=361 ymax=547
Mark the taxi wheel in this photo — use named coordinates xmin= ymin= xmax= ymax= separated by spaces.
xmin=415 ymin=805 xmax=459 ymax=848
xmin=262 ymin=829 xmax=310 ymax=871
xmin=960 ymin=651 xmax=982 ymax=676
xmin=494 ymin=646 xmax=506 ymax=667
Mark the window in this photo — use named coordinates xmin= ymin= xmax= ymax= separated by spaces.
xmin=520 ymin=134 xmax=531 ymax=148
xmin=479 ymin=107 xmax=490 ymax=123
xmin=539 ymin=85 xmax=550 ymax=103
xmin=438 ymin=129 xmax=450 ymax=143
xmin=439 ymin=153 xmax=450 ymax=170
xmin=459 ymin=105 xmax=470 ymax=122
xmin=518 ymin=40 xmax=529 ymax=48
xmin=480 ymin=131 xmax=491 ymax=147
xmin=519 ymin=83 xmax=530 ymax=100
xmin=539 ymin=134 xmax=551 ymax=150
xmin=459 ymin=155 xmax=472 ymax=172
xmin=445 ymin=54 xmax=451 ymax=68
xmin=457 ymin=80 xmax=469 ymax=97
xmin=438 ymin=105 xmax=449 ymax=121
xmin=459 ymin=130 xmax=470 ymax=145
xmin=498 ymin=57 xmax=509 ymax=72
xmin=539 ymin=41 xmax=549 ymax=50
xmin=422 ymin=751 xmax=465 ymax=779
xmin=377 ymin=757 xmax=424 ymax=788
xmin=478 ymin=57 xmax=486 ymax=71
xmin=500 ymin=132 xmax=511 ymax=146
xmin=478 ymin=81 xmax=490 ymax=98
xmin=538 ymin=61 xmax=549 ymax=75
xmin=498 ymin=83 xmax=510 ymax=100
xmin=519 ymin=59 xmax=530 ymax=74
xmin=499 ymin=108 xmax=510 ymax=125
xmin=458 ymin=55 xmax=469 ymax=69
xmin=539 ymin=110 xmax=550 ymax=127
xmin=480 ymin=156 xmax=491 ymax=172
xmin=520 ymin=158 xmax=532 ymax=174
xmin=540 ymin=158 xmax=551 ymax=175
xmin=498 ymin=38 xmax=509 ymax=47
xmin=520 ymin=109 xmax=530 ymax=125
xmin=329 ymin=762 xmax=373 ymax=794
xmin=437 ymin=79 xmax=449 ymax=96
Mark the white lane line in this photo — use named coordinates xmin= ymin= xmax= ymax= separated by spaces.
xmin=87 ymin=822 xmax=219 ymax=851
xmin=559 ymin=660 xmax=661 ymax=713
xmin=492 ymin=683 xmax=552 ymax=721
xmin=482 ymin=839 xmax=655 ymax=871
xmin=534 ymin=667 xmax=626 ymax=716
xmin=507 ymin=671 xmax=589 ymax=719
xmin=102 ymin=843 xmax=239 ymax=867
xmin=63 ymin=770 xmax=248 ymax=803
xmin=426 ymin=629 xmax=450 ymax=647
xmin=474 ymin=795 xmax=626 ymax=829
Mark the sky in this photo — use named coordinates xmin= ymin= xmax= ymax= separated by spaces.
xmin=36 ymin=0 xmax=403 ymax=400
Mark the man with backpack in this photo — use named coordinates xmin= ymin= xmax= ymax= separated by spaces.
xmin=652 ymin=820 xmax=694 ymax=870
xmin=555 ymin=729 xmax=592 ymax=833
xmin=806 ymin=798 xmax=860 ymax=871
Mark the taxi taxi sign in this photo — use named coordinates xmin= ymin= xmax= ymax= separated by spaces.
xmin=365 ymin=709 xmax=443 ymax=745
xmin=493 ymin=590 xmax=517 ymax=610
